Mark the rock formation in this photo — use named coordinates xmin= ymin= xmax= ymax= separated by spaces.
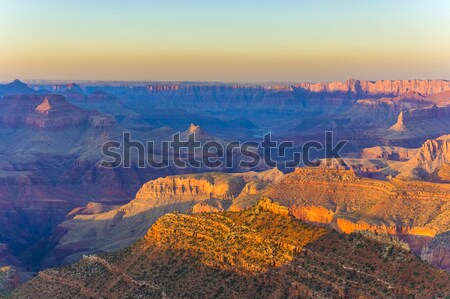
xmin=389 ymin=111 xmax=407 ymax=132
xmin=396 ymin=135 xmax=450 ymax=179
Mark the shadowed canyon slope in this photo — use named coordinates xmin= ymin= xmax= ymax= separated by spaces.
xmin=12 ymin=199 xmax=450 ymax=299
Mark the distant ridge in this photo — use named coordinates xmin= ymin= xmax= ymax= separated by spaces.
xmin=0 ymin=79 xmax=34 ymax=95
xmin=15 ymin=78 xmax=450 ymax=94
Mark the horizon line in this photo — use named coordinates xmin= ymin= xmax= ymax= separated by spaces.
xmin=3 ymin=77 xmax=449 ymax=86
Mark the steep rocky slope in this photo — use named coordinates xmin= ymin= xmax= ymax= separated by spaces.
xmin=396 ymin=135 xmax=450 ymax=179
xmin=421 ymin=232 xmax=450 ymax=272
xmin=430 ymin=164 xmax=450 ymax=183
xmin=353 ymin=135 xmax=450 ymax=181
xmin=12 ymin=199 xmax=450 ymax=299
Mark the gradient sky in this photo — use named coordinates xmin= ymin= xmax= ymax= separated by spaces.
xmin=1 ymin=0 xmax=449 ymax=82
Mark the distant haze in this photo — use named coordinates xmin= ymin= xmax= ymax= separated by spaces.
xmin=1 ymin=0 xmax=449 ymax=82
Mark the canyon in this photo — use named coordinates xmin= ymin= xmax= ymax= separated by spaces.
xmin=47 ymin=162 xmax=450 ymax=267
xmin=0 ymin=79 xmax=448 ymax=293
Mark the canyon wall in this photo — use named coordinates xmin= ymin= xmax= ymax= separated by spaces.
xmin=421 ymin=232 xmax=450 ymax=272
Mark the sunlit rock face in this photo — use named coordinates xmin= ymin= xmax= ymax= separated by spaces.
xmin=135 ymin=173 xmax=245 ymax=200
xmin=266 ymin=168 xmax=450 ymax=241
xmin=290 ymin=205 xmax=334 ymax=225
xmin=397 ymin=134 xmax=450 ymax=178
xmin=295 ymin=79 xmax=450 ymax=96
xmin=335 ymin=218 xmax=435 ymax=237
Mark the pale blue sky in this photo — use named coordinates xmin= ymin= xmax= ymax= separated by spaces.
xmin=0 ymin=0 xmax=449 ymax=82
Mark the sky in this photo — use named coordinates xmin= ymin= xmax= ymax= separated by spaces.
xmin=0 ymin=0 xmax=449 ymax=82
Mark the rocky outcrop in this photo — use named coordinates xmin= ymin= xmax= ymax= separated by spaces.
xmin=135 ymin=173 xmax=245 ymax=200
xmin=34 ymin=98 xmax=52 ymax=114
xmin=255 ymin=197 xmax=289 ymax=216
xmin=191 ymin=201 xmax=224 ymax=213
xmin=0 ymin=94 xmax=117 ymax=130
xmin=50 ymin=83 xmax=83 ymax=93
xmin=66 ymin=202 xmax=117 ymax=218
xmin=430 ymin=164 xmax=450 ymax=182
xmin=396 ymin=135 xmax=450 ymax=178
xmin=389 ymin=111 xmax=407 ymax=132
xmin=290 ymin=205 xmax=334 ymax=225
xmin=412 ymin=135 xmax=450 ymax=172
